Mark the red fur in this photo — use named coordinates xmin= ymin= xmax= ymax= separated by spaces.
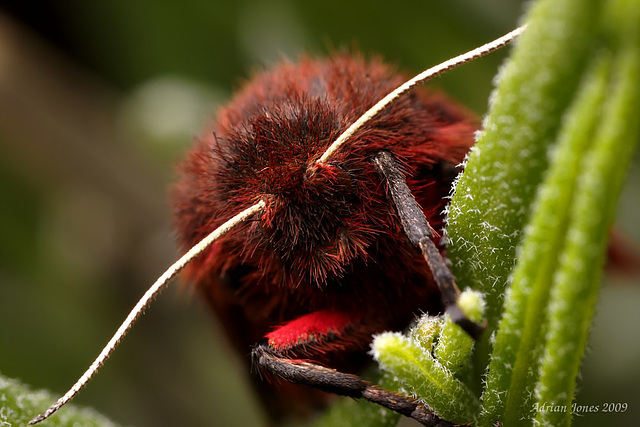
xmin=265 ymin=310 xmax=377 ymax=356
xmin=171 ymin=55 xmax=477 ymax=419
xmin=267 ymin=311 xmax=354 ymax=349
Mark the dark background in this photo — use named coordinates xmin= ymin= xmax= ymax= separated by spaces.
xmin=0 ymin=1 xmax=638 ymax=426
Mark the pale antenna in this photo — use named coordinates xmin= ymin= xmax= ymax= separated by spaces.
xmin=317 ymin=25 xmax=525 ymax=164
xmin=31 ymin=25 xmax=524 ymax=425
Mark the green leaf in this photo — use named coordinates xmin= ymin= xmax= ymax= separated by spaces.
xmin=447 ymin=0 xmax=604 ymax=422
xmin=534 ymin=2 xmax=640 ymax=425
xmin=0 ymin=373 xmax=118 ymax=427
xmin=447 ymin=0 xmax=601 ymax=331
xmin=492 ymin=48 xmax=612 ymax=427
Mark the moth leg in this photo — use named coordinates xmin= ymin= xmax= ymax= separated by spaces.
xmin=373 ymin=150 xmax=484 ymax=340
xmin=252 ymin=310 xmax=452 ymax=427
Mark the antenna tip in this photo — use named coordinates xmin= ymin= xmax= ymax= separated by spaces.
xmin=29 ymin=404 xmax=60 ymax=425
xmin=29 ymin=413 xmax=46 ymax=425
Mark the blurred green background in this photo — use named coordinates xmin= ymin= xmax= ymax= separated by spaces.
xmin=0 ymin=1 xmax=638 ymax=426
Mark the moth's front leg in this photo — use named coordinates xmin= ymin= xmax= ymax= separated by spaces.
xmin=373 ymin=150 xmax=485 ymax=340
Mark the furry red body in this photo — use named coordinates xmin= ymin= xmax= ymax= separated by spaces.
xmin=172 ymin=56 xmax=476 ymax=419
